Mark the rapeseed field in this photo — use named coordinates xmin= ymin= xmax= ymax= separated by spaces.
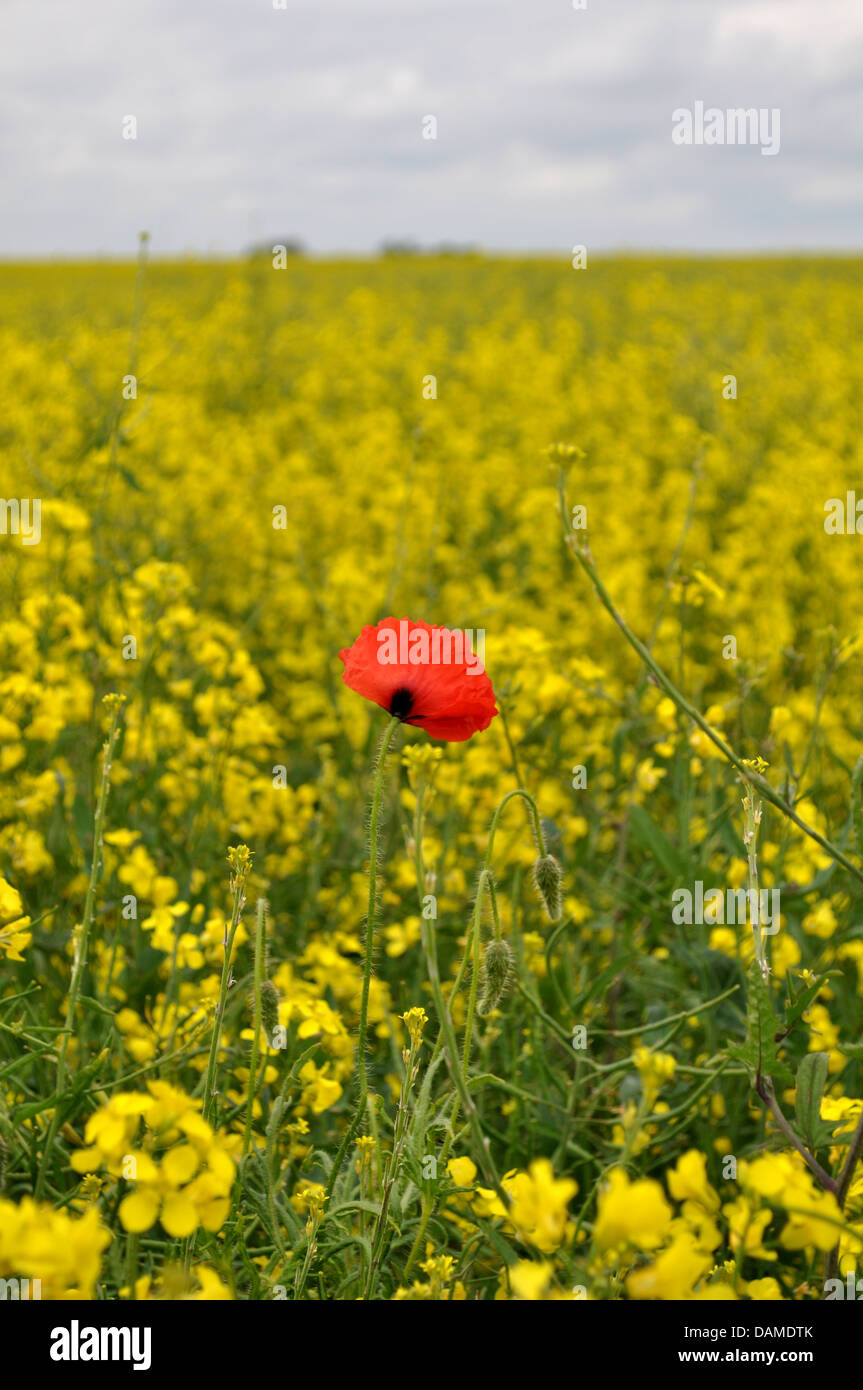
xmin=2 ymin=250 xmax=863 ymax=1300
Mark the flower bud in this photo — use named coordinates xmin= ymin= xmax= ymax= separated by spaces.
xmin=259 ymin=979 xmax=280 ymax=1046
xmin=533 ymin=854 xmax=563 ymax=920
xmin=477 ymin=939 xmax=514 ymax=1016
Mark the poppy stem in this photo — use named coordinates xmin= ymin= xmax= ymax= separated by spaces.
xmin=404 ymin=784 xmax=511 ymax=1280
xmin=326 ymin=714 xmax=400 ymax=1201
xmin=419 ymin=887 xmax=508 ymax=1203
xmin=486 ymin=788 xmax=548 ymax=862
xmin=461 ymin=870 xmax=491 ymax=1083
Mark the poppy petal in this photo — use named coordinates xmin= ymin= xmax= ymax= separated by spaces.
xmin=339 ymin=617 xmax=498 ymax=742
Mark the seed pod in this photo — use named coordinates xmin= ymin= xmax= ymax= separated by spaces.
xmin=533 ymin=854 xmax=563 ymax=921
xmin=477 ymin=939 xmax=515 ymax=1017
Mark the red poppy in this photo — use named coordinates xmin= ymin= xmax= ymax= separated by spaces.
xmin=339 ymin=617 xmax=498 ymax=742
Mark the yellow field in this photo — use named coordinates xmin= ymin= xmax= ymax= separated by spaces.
xmin=2 ymin=253 xmax=863 ymax=1300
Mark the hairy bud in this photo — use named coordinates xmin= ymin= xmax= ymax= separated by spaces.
xmin=259 ymin=980 xmax=280 ymax=1046
xmin=533 ymin=854 xmax=563 ymax=921
xmin=477 ymin=939 xmax=515 ymax=1017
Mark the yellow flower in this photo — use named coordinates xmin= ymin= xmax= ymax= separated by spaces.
xmin=722 ymin=1196 xmax=776 ymax=1261
xmin=384 ymin=917 xmax=422 ymax=957
xmin=802 ymin=900 xmax=836 ymax=939
xmin=803 ymin=1003 xmax=844 ymax=1072
xmin=298 ymin=1059 xmax=343 ymax=1113
xmin=655 ymin=697 xmax=678 ymax=732
xmin=509 ymin=1259 xmax=554 ymax=1300
xmin=667 ymin=1149 xmax=720 ymax=1214
xmin=134 ymin=1263 xmax=232 ymax=1300
xmin=635 ymin=758 xmax=666 ymax=793
xmin=71 ymin=1085 xmax=237 ymax=1238
xmin=745 ymin=1277 xmax=784 ymax=1300
xmin=741 ymin=1152 xmax=842 ymax=1252
xmin=141 ymin=876 xmax=188 ymax=938
xmin=0 ymin=919 xmax=31 ymax=961
xmin=0 ymin=878 xmax=31 ymax=959
xmin=118 ymin=1131 xmax=236 ymax=1238
xmin=420 ymin=1253 xmax=456 ymax=1283
xmin=0 ymin=1196 xmax=110 ymax=1299
xmin=400 ymin=1006 xmax=428 ymax=1045
xmin=741 ymin=755 xmax=768 ymax=775
xmin=633 ymin=1047 xmax=676 ymax=1105
xmin=626 ymin=1232 xmax=713 ymax=1300
xmin=401 ymin=743 xmax=443 ymax=790
xmin=447 ymin=1156 xmax=477 ymax=1187
xmin=291 ymin=1182 xmax=327 ymax=1222
xmin=503 ymin=1159 xmax=577 ymax=1254
xmin=226 ymin=843 xmax=254 ymax=885
xmin=594 ymin=1168 xmax=672 ymax=1252
xmin=70 ymin=1091 xmax=154 ymax=1173
xmin=117 ymin=845 xmax=158 ymax=899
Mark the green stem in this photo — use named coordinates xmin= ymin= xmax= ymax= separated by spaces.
xmin=402 ymin=1195 xmax=432 ymax=1284
xmin=406 ymin=782 xmax=512 ymax=1274
xmin=437 ymin=873 xmax=490 ymax=1175
xmin=418 ymin=874 xmax=508 ymax=1205
xmin=203 ymin=881 xmax=246 ymax=1128
xmin=557 ymin=468 xmax=863 ymax=887
xmin=242 ymin=898 xmax=269 ymax=1160
xmin=755 ymin=1076 xmax=836 ymax=1192
xmin=461 ymin=876 xmax=487 ymax=1080
xmin=487 ymin=789 xmax=547 ymax=863
xmin=35 ymin=697 xmax=124 ymax=1200
xmin=325 ymin=715 xmax=400 ymax=1200
xmin=363 ymin=1035 xmax=419 ymax=1299
xmin=124 ymin=1233 xmax=140 ymax=1299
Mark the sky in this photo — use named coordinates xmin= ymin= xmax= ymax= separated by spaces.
xmin=0 ymin=0 xmax=861 ymax=256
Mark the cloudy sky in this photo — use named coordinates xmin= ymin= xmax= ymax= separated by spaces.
xmin=1 ymin=0 xmax=860 ymax=256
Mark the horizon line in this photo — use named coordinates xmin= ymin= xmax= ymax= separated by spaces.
xmin=1 ymin=246 xmax=862 ymax=265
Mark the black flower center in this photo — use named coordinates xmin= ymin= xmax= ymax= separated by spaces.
xmin=389 ymin=686 xmax=415 ymax=720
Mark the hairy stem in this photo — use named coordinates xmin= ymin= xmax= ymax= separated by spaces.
xmin=326 ymin=715 xmax=400 ymax=1200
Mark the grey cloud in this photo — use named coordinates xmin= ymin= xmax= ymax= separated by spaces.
xmin=0 ymin=0 xmax=860 ymax=254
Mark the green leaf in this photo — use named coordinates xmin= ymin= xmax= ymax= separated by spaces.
xmin=572 ymin=953 xmax=634 ymax=1012
xmin=628 ymin=804 xmax=685 ymax=879
xmin=119 ymin=465 xmax=143 ymax=492
xmin=783 ymin=970 xmax=842 ymax=1032
xmin=79 ymin=995 xmax=115 ymax=1018
xmin=727 ymin=959 xmax=793 ymax=1088
xmin=795 ymin=1051 xmax=829 ymax=1150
